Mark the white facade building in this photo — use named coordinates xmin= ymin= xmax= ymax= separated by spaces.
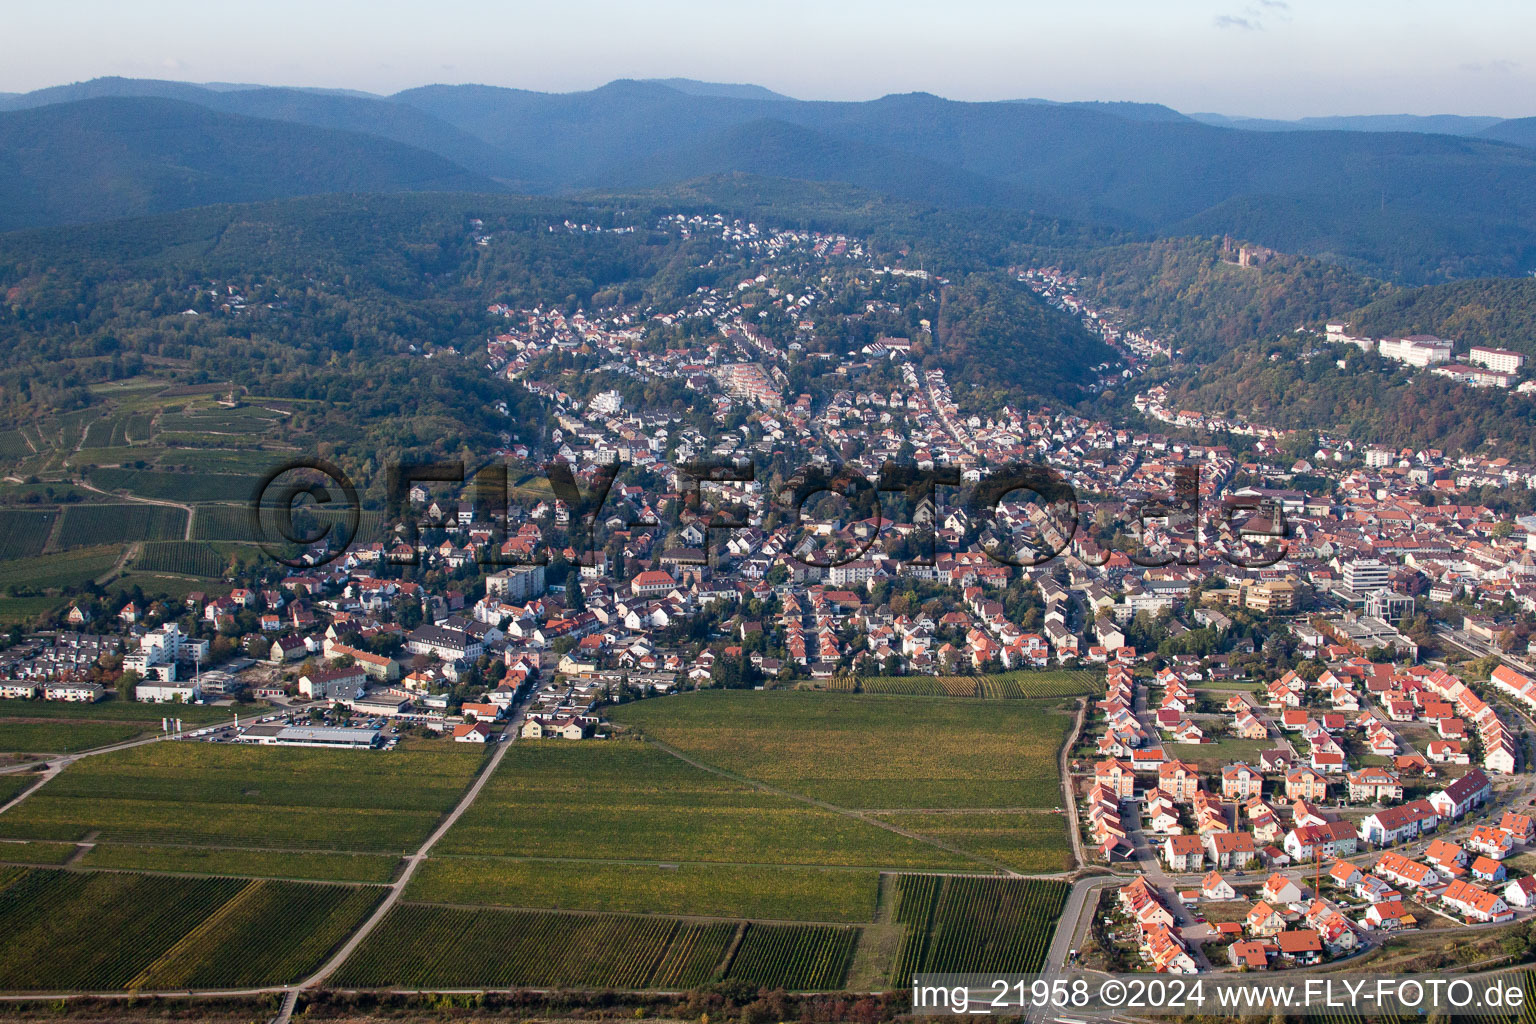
xmin=1377 ymin=336 xmax=1453 ymax=367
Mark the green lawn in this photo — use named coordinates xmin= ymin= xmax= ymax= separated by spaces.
xmin=609 ymin=690 xmax=1073 ymax=809
xmin=1182 ymin=735 xmax=1276 ymax=770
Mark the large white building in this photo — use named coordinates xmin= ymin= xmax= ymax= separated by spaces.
xmin=485 ymin=565 xmax=546 ymax=602
xmin=125 ymin=623 xmax=209 ymax=685
xmin=136 ymin=679 xmax=200 ymax=703
xmin=589 ymin=390 xmax=624 ymax=415
xmin=1377 ymin=335 xmax=1453 ymax=367
xmin=1469 ymin=346 xmax=1526 ymax=375
xmin=1342 ymin=558 xmax=1391 ymax=594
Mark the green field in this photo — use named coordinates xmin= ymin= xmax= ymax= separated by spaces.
xmin=0 ymin=510 xmax=57 ymax=561
xmin=0 ymin=741 xmax=487 ymax=854
xmin=0 ymin=720 xmax=144 ymax=753
xmin=131 ymin=540 xmax=233 ymax=577
xmin=0 ymin=841 xmax=78 ymax=865
xmin=0 ymin=698 xmax=251 ymax=725
xmin=192 ymin=504 xmax=382 ymax=548
xmin=1183 ymin=735 xmax=1276 ymax=770
xmin=90 ymin=468 xmax=263 ymax=505
xmin=0 ymin=774 xmax=41 ymax=806
xmin=331 ymin=903 xmax=858 ymax=991
xmin=408 ymin=857 xmax=880 ymax=922
xmin=0 ymin=867 xmax=381 ymax=991
xmin=726 ymin=922 xmax=860 ymax=991
xmin=0 ymin=430 xmax=33 ymax=459
xmin=81 ymin=845 xmax=401 ymax=883
xmin=890 ymin=874 xmax=1070 ymax=983
xmin=872 ymin=812 xmax=1074 ymax=873
xmin=844 ymin=670 xmax=1101 ymax=699
xmin=433 ymin=740 xmax=970 ymax=871
xmin=56 ymin=504 xmax=187 ymax=548
xmin=610 ymin=690 xmax=1073 ymax=809
xmin=0 ymin=595 xmax=67 ymax=625
xmin=0 ymin=546 xmax=121 ymax=591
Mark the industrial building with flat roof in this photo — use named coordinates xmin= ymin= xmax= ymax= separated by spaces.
xmin=240 ymin=723 xmax=382 ymax=749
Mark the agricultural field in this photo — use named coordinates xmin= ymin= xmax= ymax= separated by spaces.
xmin=0 ymin=867 xmax=381 ymax=991
xmin=0 ymin=430 xmax=34 ymax=460
xmin=872 ymin=812 xmax=1074 ymax=873
xmin=90 ymin=468 xmax=264 ymax=505
xmin=890 ymin=873 xmax=1070 ymax=982
xmin=129 ymin=878 xmax=383 ymax=989
xmin=977 ymin=669 xmax=1104 ymax=699
xmin=839 ymin=669 xmax=1102 ymax=699
xmin=191 ymin=503 xmax=382 ymax=549
xmin=56 ymin=504 xmax=187 ymax=548
xmin=190 ymin=504 xmax=261 ymax=542
xmin=157 ymin=405 xmax=287 ymax=435
xmin=0 ymin=545 xmax=121 ymax=592
xmin=332 ymin=904 xmax=860 ymax=991
xmin=131 ymin=540 xmax=235 ymax=577
xmin=0 ymin=698 xmax=250 ymax=725
xmin=0 ymin=740 xmax=486 ymax=854
xmin=0 ymin=841 xmax=79 ymax=865
xmin=0 ymin=773 xmax=41 ymax=807
xmin=610 ymin=690 xmax=1074 ymax=809
xmin=334 ymin=904 xmax=734 ymax=990
xmin=0 ymin=596 xmax=66 ymax=626
xmin=0 ymin=719 xmax=144 ymax=754
xmin=853 ymin=675 xmax=944 ymax=696
xmin=408 ymin=857 xmax=880 ymax=922
xmin=0 ymin=509 xmax=57 ymax=561
xmin=80 ymin=412 xmax=141 ymax=450
xmin=725 ymin=923 xmax=861 ymax=991
xmin=435 ymin=740 xmax=971 ymax=871
xmin=81 ymin=845 xmax=401 ymax=884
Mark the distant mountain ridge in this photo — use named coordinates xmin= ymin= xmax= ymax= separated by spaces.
xmin=3 ymin=76 xmax=1536 ymax=281
xmin=1188 ymin=112 xmax=1506 ymax=135
xmin=0 ymin=96 xmax=499 ymax=230
xmin=643 ymin=78 xmax=795 ymax=101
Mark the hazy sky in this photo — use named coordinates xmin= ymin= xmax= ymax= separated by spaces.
xmin=6 ymin=0 xmax=1534 ymax=118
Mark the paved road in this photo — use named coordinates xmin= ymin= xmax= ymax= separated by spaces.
xmin=1044 ymin=876 xmax=1119 ymax=975
xmin=1061 ymin=697 xmax=1089 ymax=868
xmin=273 ymin=712 xmax=524 ymax=1024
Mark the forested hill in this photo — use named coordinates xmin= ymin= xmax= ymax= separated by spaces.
xmin=1036 ymin=238 xmax=1385 ymax=363
xmin=1343 ymin=278 xmax=1536 ymax=357
xmin=0 ymin=96 xmax=499 ymax=230
xmin=1150 ymin=270 xmax=1536 ymax=453
xmin=1161 ymin=337 xmax=1536 ymax=455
